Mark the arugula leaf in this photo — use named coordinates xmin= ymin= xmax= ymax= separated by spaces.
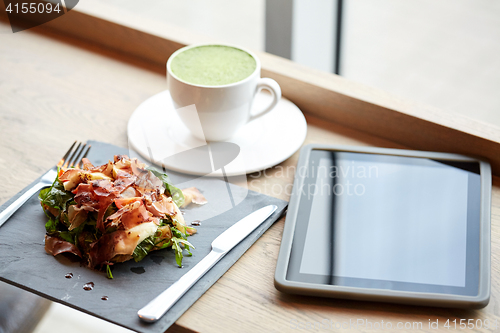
xmin=39 ymin=187 xmax=50 ymax=204
xmin=40 ymin=172 xmax=84 ymax=244
xmin=155 ymin=241 xmax=172 ymax=250
xmin=171 ymin=226 xmax=186 ymax=239
xmin=171 ymin=237 xmax=184 ymax=267
xmin=171 ymin=237 xmax=196 ymax=267
xmin=170 ymin=224 xmax=195 ymax=267
xmin=131 ymin=226 xmax=195 ymax=267
xmin=172 ymin=226 xmax=193 ymax=254
xmin=178 ymin=238 xmax=194 ymax=256
xmin=106 ymin=265 xmax=114 ymax=279
xmin=57 ymin=231 xmax=75 ymax=244
xmin=39 ymin=169 xmax=74 ymax=211
xmin=44 ymin=217 xmax=58 ymax=233
xmin=132 ymin=236 xmax=156 ymax=262
xmin=147 ymin=167 xmax=185 ymax=207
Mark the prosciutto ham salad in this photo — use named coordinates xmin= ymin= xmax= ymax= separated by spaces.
xmin=39 ymin=155 xmax=207 ymax=278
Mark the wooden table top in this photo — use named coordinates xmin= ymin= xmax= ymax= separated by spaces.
xmin=1 ymin=21 xmax=499 ymax=333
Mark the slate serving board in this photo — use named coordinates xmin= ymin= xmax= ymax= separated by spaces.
xmin=0 ymin=141 xmax=287 ymax=333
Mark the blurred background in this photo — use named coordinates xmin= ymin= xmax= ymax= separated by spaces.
xmin=101 ymin=0 xmax=500 ymax=126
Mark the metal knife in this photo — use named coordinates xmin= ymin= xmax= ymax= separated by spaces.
xmin=137 ymin=204 xmax=278 ymax=322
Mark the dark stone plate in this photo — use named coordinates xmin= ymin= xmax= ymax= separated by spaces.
xmin=0 ymin=141 xmax=287 ymax=333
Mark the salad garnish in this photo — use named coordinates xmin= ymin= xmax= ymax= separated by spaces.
xmin=39 ymin=155 xmax=207 ymax=278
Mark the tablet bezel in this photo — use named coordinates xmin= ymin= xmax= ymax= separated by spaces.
xmin=274 ymin=144 xmax=491 ymax=308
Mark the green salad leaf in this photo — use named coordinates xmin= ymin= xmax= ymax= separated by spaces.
xmin=171 ymin=237 xmax=195 ymax=267
xmin=147 ymin=167 xmax=185 ymax=207
xmin=57 ymin=231 xmax=75 ymax=244
xmin=39 ymin=169 xmax=91 ymax=248
xmin=171 ymin=226 xmax=194 ymax=267
xmin=132 ymin=226 xmax=194 ymax=267
xmin=171 ymin=237 xmax=183 ymax=267
xmin=39 ymin=169 xmax=76 ymax=236
xmin=132 ymin=236 xmax=156 ymax=262
xmin=39 ymin=169 xmax=74 ymax=212
xmin=106 ymin=265 xmax=114 ymax=279
xmin=43 ymin=215 xmax=58 ymax=233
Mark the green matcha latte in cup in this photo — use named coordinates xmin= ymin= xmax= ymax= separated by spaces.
xmin=167 ymin=44 xmax=281 ymax=141
xmin=171 ymin=45 xmax=257 ymax=86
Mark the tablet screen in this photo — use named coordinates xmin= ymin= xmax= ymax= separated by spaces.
xmin=286 ymin=150 xmax=481 ymax=295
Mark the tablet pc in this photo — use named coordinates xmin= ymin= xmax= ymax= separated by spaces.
xmin=275 ymin=145 xmax=491 ymax=308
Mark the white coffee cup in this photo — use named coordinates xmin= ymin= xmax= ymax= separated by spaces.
xmin=166 ymin=44 xmax=281 ymax=142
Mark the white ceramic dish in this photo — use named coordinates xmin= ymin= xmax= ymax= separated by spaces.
xmin=127 ymin=90 xmax=307 ymax=177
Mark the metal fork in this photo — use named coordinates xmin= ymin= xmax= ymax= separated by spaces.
xmin=0 ymin=141 xmax=91 ymax=228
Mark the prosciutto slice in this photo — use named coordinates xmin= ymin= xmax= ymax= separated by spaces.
xmin=88 ymin=221 xmax=158 ymax=267
xmin=181 ymin=187 xmax=208 ymax=207
xmin=68 ymin=205 xmax=88 ymax=231
xmin=74 ymin=181 xmax=118 ymax=232
xmin=146 ymin=194 xmax=176 ymax=217
xmin=105 ymin=200 xmax=156 ymax=230
xmin=45 ymin=235 xmax=82 ymax=257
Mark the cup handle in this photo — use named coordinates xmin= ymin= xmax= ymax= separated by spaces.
xmin=249 ymin=78 xmax=281 ymax=122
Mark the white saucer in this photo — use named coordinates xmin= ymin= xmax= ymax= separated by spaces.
xmin=127 ymin=90 xmax=307 ymax=176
